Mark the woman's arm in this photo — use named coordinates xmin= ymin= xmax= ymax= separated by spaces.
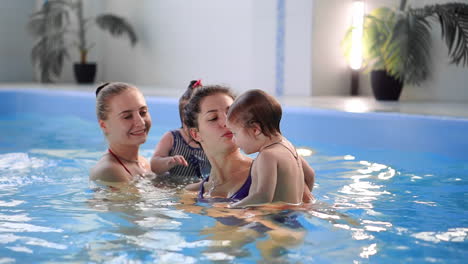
xmin=150 ymin=132 xmax=188 ymax=174
xmin=185 ymin=180 xmax=203 ymax=191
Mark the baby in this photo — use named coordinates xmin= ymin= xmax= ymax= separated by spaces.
xmin=226 ymin=89 xmax=314 ymax=208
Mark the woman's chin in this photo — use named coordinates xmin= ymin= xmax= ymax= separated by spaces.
xmin=130 ymin=134 xmax=147 ymax=144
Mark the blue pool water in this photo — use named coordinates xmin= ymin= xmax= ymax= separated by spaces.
xmin=0 ymin=89 xmax=467 ymax=263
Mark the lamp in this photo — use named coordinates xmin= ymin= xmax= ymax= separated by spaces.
xmin=350 ymin=0 xmax=364 ymax=95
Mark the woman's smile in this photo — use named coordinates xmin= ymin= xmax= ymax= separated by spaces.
xmin=129 ymin=128 xmax=147 ymax=136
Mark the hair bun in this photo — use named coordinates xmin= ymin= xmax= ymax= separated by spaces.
xmin=190 ymin=79 xmax=202 ymax=89
xmin=95 ymin=82 xmax=110 ymax=97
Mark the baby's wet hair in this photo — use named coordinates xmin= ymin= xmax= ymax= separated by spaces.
xmin=227 ymin=89 xmax=282 ymax=138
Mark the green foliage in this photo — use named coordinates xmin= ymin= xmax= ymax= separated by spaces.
xmin=342 ymin=1 xmax=468 ymax=86
xmin=27 ymin=0 xmax=138 ymax=83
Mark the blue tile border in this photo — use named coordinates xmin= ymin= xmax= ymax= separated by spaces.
xmin=275 ymin=0 xmax=285 ymax=97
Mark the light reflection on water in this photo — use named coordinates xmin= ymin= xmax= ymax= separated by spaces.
xmin=0 ymin=114 xmax=467 ymax=263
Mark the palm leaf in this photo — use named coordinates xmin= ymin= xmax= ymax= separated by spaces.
xmin=383 ymin=12 xmax=431 ymax=85
xmin=27 ymin=0 xmax=71 ymax=36
xmin=28 ymin=0 xmax=72 ymax=83
xmin=362 ymin=8 xmax=396 ymax=71
xmin=31 ymin=33 xmax=68 ymax=82
xmin=413 ymin=3 xmax=468 ymax=66
xmin=95 ymin=14 xmax=138 ymax=46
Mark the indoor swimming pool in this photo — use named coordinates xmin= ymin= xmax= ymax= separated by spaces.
xmin=0 ymin=89 xmax=467 ymax=263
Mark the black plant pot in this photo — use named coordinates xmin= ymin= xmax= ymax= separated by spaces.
xmin=370 ymin=70 xmax=404 ymax=101
xmin=73 ymin=63 xmax=97 ymax=84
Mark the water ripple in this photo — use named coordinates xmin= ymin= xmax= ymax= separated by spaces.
xmin=0 ymin=222 xmax=62 ymax=233
xmin=0 ymin=233 xmax=67 ymax=250
xmin=412 ymin=228 xmax=468 ymax=243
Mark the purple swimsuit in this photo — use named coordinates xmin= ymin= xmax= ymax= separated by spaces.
xmin=198 ymin=166 xmax=252 ymax=201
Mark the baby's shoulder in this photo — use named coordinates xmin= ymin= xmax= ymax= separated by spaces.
xmin=257 ymin=148 xmax=282 ymax=162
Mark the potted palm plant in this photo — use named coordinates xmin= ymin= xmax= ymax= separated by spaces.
xmin=343 ymin=0 xmax=468 ymax=100
xmin=27 ymin=0 xmax=137 ymax=83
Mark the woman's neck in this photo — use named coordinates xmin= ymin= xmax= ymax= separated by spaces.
xmin=208 ymin=148 xmax=250 ymax=184
xmin=108 ymin=144 xmax=139 ymax=162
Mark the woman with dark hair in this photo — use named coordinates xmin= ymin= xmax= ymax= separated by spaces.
xmin=150 ymin=80 xmax=210 ymax=183
xmin=183 ymin=85 xmax=315 ymax=202
xmin=90 ymin=82 xmax=152 ymax=185
xmin=183 ymin=85 xmax=253 ymax=197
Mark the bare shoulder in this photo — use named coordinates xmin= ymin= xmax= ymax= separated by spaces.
xmin=281 ymin=138 xmax=298 ymax=152
xmin=256 ymin=148 xmax=281 ymax=164
xmin=90 ymin=155 xmax=129 ymax=183
xmin=152 ymin=131 xmax=175 ymax=157
xmin=138 ymin=155 xmax=151 ymax=171
xmin=160 ymin=131 xmax=175 ymax=142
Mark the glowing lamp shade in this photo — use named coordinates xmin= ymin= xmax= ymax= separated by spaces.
xmin=350 ymin=0 xmax=364 ymax=70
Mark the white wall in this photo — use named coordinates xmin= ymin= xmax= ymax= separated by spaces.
xmin=96 ymin=0 xmax=313 ymax=96
xmin=0 ymin=0 xmax=35 ymax=82
xmin=101 ymin=0 xmax=256 ymax=94
xmin=2 ymin=0 xmax=466 ymax=102
xmin=310 ymin=0 xmax=351 ymax=96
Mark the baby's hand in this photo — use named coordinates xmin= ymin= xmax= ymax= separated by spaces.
xmin=302 ymin=189 xmax=315 ymax=203
xmin=168 ymin=155 xmax=188 ymax=168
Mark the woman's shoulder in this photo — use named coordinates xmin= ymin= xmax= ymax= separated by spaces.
xmin=137 ymin=155 xmax=151 ymax=170
xmin=90 ymin=155 xmax=129 ymax=183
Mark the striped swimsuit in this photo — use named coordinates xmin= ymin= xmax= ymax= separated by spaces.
xmin=168 ymin=130 xmax=211 ymax=179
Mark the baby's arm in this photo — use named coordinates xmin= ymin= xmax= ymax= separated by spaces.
xmin=230 ymin=151 xmax=277 ymax=208
xmin=300 ymin=156 xmax=315 ymax=202
xmin=301 ymin=156 xmax=315 ymax=192
xmin=150 ymin=132 xmax=188 ymax=174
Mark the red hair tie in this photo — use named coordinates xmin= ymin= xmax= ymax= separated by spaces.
xmin=193 ymin=79 xmax=202 ymax=88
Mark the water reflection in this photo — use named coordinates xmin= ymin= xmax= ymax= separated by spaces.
xmin=412 ymin=228 xmax=468 ymax=243
xmin=1 ymin=145 xmax=465 ymax=262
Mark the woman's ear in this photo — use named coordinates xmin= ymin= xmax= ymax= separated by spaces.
xmin=99 ymin=120 xmax=108 ymax=134
xmin=189 ymin=127 xmax=202 ymax=142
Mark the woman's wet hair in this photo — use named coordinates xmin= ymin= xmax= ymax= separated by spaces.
xmin=95 ymin=82 xmax=137 ymax=120
xmin=183 ymin=85 xmax=235 ymax=129
xmin=227 ymin=89 xmax=282 ymax=138
xmin=178 ymin=80 xmax=203 ymax=126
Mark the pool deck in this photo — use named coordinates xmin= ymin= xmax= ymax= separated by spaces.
xmin=2 ymin=83 xmax=468 ymax=119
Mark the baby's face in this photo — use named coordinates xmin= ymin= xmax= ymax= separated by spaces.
xmin=226 ymin=121 xmax=258 ymax=155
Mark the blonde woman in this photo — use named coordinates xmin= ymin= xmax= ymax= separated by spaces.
xmin=90 ymin=82 xmax=152 ymax=186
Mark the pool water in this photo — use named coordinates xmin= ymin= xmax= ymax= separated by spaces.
xmin=0 ymin=111 xmax=466 ymax=263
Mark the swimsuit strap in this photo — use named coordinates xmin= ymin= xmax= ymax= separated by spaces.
xmin=108 ymin=148 xmax=132 ymax=176
xmin=262 ymin=141 xmax=299 ymax=160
